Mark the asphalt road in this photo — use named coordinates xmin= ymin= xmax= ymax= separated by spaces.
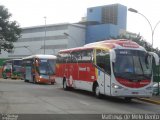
xmin=0 ymin=79 xmax=159 ymax=119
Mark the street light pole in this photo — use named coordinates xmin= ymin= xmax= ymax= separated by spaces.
xmin=152 ymin=20 xmax=160 ymax=46
xmin=64 ymin=32 xmax=78 ymax=47
xmin=23 ymin=46 xmax=34 ymax=54
xmin=128 ymin=8 xmax=153 ymax=46
xmin=128 ymin=8 xmax=160 ymax=47
xmin=44 ymin=16 xmax=47 ymax=54
xmin=13 ymin=46 xmax=34 ymax=54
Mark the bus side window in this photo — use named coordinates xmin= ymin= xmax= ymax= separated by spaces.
xmin=96 ymin=49 xmax=111 ymax=75
xmin=57 ymin=53 xmax=70 ymax=63
xmin=57 ymin=54 xmax=63 ymax=63
xmin=81 ymin=50 xmax=93 ymax=63
xmin=71 ymin=51 xmax=81 ymax=63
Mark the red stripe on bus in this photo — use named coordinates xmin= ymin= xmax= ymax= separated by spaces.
xmin=116 ymin=77 xmax=150 ymax=88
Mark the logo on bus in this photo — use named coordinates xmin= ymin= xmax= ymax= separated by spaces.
xmin=121 ymin=43 xmax=139 ymax=48
xmin=79 ymin=67 xmax=90 ymax=72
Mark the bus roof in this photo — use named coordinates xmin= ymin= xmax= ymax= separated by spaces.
xmin=85 ymin=39 xmax=140 ymax=48
xmin=59 ymin=39 xmax=144 ymax=53
xmin=22 ymin=54 xmax=57 ymax=60
xmin=5 ymin=59 xmax=22 ymax=62
xmin=59 ymin=45 xmax=110 ymax=53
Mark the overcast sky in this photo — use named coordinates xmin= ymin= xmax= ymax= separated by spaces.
xmin=1 ymin=0 xmax=160 ymax=49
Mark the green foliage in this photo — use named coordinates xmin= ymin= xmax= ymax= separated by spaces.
xmin=113 ymin=34 xmax=160 ymax=56
xmin=0 ymin=5 xmax=21 ymax=52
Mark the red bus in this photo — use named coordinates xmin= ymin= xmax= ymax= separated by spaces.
xmin=2 ymin=59 xmax=23 ymax=79
xmin=56 ymin=39 xmax=159 ymax=101
xmin=22 ymin=54 xmax=57 ymax=84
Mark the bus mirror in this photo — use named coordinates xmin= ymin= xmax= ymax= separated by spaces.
xmin=149 ymin=52 xmax=159 ymax=66
xmin=110 ymin=50 xmax=116 ymax=62
xmin=145 ymin=54 xmax=149 ymax=65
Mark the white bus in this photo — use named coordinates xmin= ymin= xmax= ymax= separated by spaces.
xmin=22 ymin=54 xmax=57 ymax=84
xmin=56 ymin=39 xmax=159 ymax=101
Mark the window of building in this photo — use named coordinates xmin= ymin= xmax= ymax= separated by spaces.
xmin=102 ymin=5 xmax=118 ymax=25
xmin=89 ymin=8 xmax=93 ymax=13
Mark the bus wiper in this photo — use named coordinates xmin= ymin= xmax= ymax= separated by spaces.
xmin=115 ymin=72 xmax=135 ymax=80
xmin=136 ymin=74 xmax=151 ymax=79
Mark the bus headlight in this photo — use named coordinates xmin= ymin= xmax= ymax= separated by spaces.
xmin=112 ymin=83 xmax=123 ymax=89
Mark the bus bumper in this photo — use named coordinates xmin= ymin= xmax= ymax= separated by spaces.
xmin=37 ymin=75 xmax=55 ymax=84
xmin=111 ymin=89 xmax=153 ymax=97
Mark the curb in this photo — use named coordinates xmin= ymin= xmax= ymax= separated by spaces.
xmin=136 ymin=98 xmax=160 ymax=105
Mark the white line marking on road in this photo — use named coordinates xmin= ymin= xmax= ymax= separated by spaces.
xmin=79 ymin=100 xmax=90 ymax=106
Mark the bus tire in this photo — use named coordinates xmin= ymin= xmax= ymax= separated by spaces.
xmin=124 ymin=97 xmax=132 ymax=102
xmin=94 ymin=84 xmax=102 ymax=98
xmin=63 ymin=79 xmax=68 ymax=90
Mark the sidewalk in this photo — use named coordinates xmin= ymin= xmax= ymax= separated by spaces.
xmin=137 ymin=95 xmax=160 ymax=105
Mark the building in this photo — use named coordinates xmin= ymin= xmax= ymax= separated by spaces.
xmin=86 ymin=3 xmax=127 ymax=43
xmin=0 ymin=3 xmax=127 ymax=59
xmin=0 ymin=23 xmax=85 ymax=58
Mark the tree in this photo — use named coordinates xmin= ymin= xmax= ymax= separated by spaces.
xmin=0 ymin=5 xmax=21 ymax=53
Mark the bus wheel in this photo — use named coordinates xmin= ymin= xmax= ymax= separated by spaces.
xmin=51 ymin=82 xmax=54 ymax=85
xmin=94 ymin=84 xmax=102 ymax=98
xmin=124 ymin=97 xmax=132 ymax=102
xmin=63 ymin=79 xmax=68 ymax=90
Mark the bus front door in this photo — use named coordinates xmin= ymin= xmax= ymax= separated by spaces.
xmin=25 ymin=66 xmax=32 ymax=82
xmin=98 ymin=70 xmax=111 ymax=95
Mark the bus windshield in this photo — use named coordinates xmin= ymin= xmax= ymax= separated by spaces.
xmin=13 ymin=60 xmax=22 ymax=72
xmin=14 ymin=60 xmax=22 ymax=66
xmin=39 ymin=59 xmax=56 ymax=75
xmin=113 ymin=49 xmax=152 ymax=81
